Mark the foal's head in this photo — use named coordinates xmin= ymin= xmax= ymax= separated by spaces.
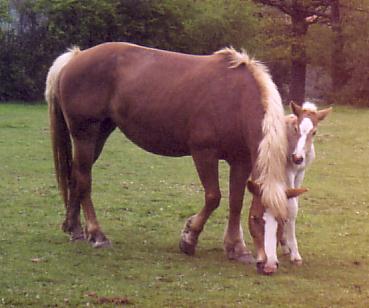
xmin=286 ymin=101 xmax=332 ymax=166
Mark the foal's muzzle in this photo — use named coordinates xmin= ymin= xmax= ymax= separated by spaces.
xmin=292 ymin=154 xmax=304 ymax=165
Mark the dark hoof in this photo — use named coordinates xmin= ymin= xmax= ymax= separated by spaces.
xmin=88 ymin=231 xmax=111 ymax=248
xmin=62 ymin=221 xmax=85 ymax=241
xmin=179 ymin=239 xmax=196 ymax=256
xmin=70 ymin=230 xmax=86 ymax=242
xmin=61 ymin=220 xmax=71 ymax=233
xmin=256 ymin=261 xmax=266 ymax=274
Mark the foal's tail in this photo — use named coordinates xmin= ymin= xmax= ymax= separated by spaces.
xmin=45 ymin=47 xmax=81 ymax=208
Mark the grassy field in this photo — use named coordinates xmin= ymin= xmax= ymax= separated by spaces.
xmin=0 ymin=103 xmax=368 ymax=307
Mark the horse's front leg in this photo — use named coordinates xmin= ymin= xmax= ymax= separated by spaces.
xmin=223 ymin=162 xmax=254 ymax=264
xmin=180 ymin=149 xmax=221 ymax=255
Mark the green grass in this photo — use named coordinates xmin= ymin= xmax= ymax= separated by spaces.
xmin=0 ymin=103 xmax=368 ymax=307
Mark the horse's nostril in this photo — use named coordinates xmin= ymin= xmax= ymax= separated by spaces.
xmin=292 ymin=154 xmax=304 ymax=165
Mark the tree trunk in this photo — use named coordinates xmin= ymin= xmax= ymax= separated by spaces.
xmin=331 ymin=0 xmax=346 ymax=92
xmin=289 ymin=15 xmax=308 ymax=105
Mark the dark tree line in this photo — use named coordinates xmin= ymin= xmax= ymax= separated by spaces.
xmin=0 ymin=0 xmax=368 ymax=106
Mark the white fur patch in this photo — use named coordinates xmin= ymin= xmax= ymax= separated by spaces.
xmin=302 ymin=102 xmax=317 ymax=112
xmin=293 ymin=118 xmax=313 ymax=158
xmin=263 ymin=210 xmax=278 ymax=265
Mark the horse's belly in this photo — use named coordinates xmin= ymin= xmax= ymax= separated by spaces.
xmin=118 ymin=121 xmax=190 ymax=157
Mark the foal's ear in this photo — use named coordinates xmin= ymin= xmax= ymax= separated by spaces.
xmin=286 ymin=187 xmax=308 ymax=199
xmin=317 ymin=107 xmax=332 ymax=122
xmin=247 ymin=180 xmax=262 ymax=197
xmin=290 ymin=101 xmax=303 ymax=117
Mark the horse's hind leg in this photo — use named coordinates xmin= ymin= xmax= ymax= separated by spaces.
xmin=180 ymin=149 xmax=221 ymax=255
xmin=224 ymin=161 xmax=254 ymax=264
xmin=81 ymin=120 xmax=116 ymax=248
xmin=64 ymin=122 xmax=111 ymax=247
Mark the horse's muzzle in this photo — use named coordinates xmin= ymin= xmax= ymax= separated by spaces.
xmin=292 ymin=154 xmax=304 ymax=165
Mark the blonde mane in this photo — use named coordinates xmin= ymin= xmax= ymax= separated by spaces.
xmin=302 ymin=101 xmax=318 ymax=112
xmin=216 ymin=47 xmax=288 ymax=219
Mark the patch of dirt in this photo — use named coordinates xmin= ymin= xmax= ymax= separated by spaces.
xmin=85 ymin=292 xmax=131 ymax=305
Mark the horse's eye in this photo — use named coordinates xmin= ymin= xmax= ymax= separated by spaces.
xmin=312 ymin=131 xmax=317 ymax=136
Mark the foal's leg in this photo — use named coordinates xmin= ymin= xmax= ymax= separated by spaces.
xmin=284 ymin=198 xmax=302 ymax=264
xmin=282 ymin=170 xmax=305 ymax=264
xmin=224 ymin=161 xmax=254 ymax=263
xmin=180 ymin=149 xmax=221 ymax=255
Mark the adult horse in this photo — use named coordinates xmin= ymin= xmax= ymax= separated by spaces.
xmin=46 ymin=42 xmax=288 ymax=274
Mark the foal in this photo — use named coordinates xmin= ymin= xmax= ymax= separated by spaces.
xmin=282 ymin=101 xmax=332 ymax=264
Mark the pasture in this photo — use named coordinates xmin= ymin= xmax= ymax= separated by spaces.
xmin=0 ymin=103 xmax=368 ymax=307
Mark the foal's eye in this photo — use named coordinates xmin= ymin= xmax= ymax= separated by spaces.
xmin=312 ymin=131 xmax=317 ymax=136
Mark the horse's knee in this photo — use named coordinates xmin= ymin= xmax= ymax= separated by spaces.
xmin=205 ymin=190 xmax=221 ymax=209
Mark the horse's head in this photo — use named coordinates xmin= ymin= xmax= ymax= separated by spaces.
xmin=287 ymin=101 xmax=332 ymax=166
xmin=247 ymin=180 xmax=308 ymax=274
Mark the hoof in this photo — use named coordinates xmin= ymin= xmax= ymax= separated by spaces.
xmin=87 ymin=230 xmax=111 ymax=248
xmin=179 ymin=216 xmax=199 ymax=256
xmin=291 ymin=259 xmax=303 ymax=266
xmin=237 ymin=253 xmax=255 ymax=264
xmin=62 ymin=220 xmax=73 ymax=233
xmin=70 ymin=230 xmax=86 ymax=242
xmin=256 ymin=261 xmax=278 ymax=275
xmin=179 ymin=239 xmax=196 ymax=256
xmin=226 ymin=250 xmax=255 ymax=264
xmin=91 ymin=239 xmax=112 ymax=249
xmin=63 ymin=221 xmax=85 ymax=242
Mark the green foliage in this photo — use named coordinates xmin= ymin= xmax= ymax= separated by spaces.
xmin=334 ymin=0 xmax=369 ymax=106
xmin=181 ymin=0 xmax=261 ymax=54
xmin=0 ymin=0 xmax=261 ymax=101
xmin=1 ymin=103 xmax=369 ymax=306
xmin=1 ymin=0 xmax=368 ymax=104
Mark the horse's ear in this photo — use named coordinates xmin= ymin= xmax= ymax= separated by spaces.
xmin=317 ymin=107 xmax=332 ymax=122
xmin=290 ymin=101 xmax=302 ymax=117
xmin=286 ymin=187 xmax=308 ymax=199
xmin=247 ymin=180 xmax=262 ymax=197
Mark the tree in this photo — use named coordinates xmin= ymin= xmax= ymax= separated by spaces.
xmin=254 ymin=0 xmax=331 ymax=104
xmin=0 ymin=0 xmax=262 ymax=101
xmin=333 ymin=0 xmax=369 ymax=105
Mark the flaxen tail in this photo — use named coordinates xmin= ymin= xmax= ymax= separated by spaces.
xmin=216 ymin=47 xmax=288 ymax=219
xmin=45 ymin=47 xmax=81 ymax=208
xmin=246 ymin=55 xmax=288 ymax=220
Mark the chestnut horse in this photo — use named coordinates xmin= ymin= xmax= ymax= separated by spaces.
xmin=45 ymin=42 xmax=288 ymax=274
xmin=281 ymin=102 xmax=332 ymax=264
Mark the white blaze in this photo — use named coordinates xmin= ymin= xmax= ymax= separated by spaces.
xmin=293 ymin=118 xmax=313 ymax=158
